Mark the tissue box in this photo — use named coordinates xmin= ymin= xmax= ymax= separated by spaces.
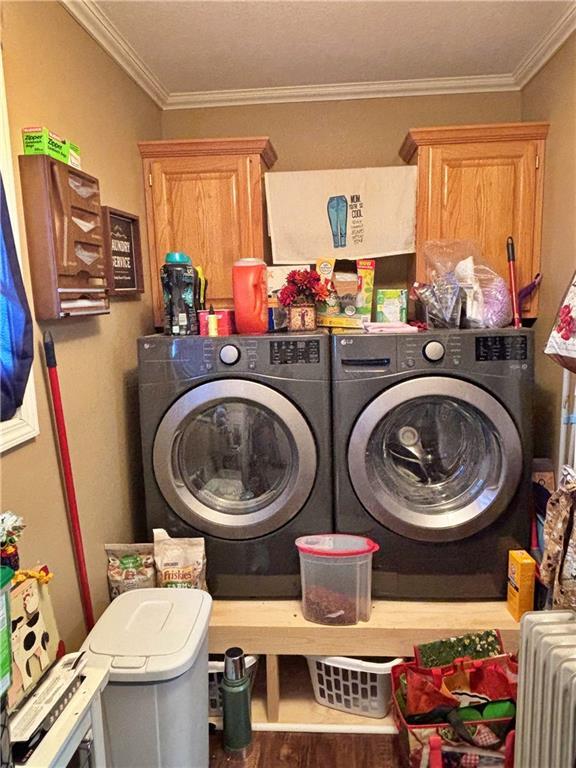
xmin=22 ymin=127 xmax=81 ymax=169
xmin=198 ymin=309 xmax=236 ymax=336
xmin=316 ymin=258 xmax=375 ymax=328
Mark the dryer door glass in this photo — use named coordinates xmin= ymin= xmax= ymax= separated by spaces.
xmin=348 ymin=376 xmax=523 ymax=542
xmin=153 ymin=380 xmax=317 ymax=540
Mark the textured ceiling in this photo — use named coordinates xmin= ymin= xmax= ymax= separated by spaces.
xmin=97 ymin=0 xmax=572 ymax=92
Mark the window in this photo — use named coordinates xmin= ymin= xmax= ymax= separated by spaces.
xmin=0 ymin=50 xmax=38 ymax=451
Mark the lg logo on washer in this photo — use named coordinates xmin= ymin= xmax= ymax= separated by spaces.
xmin=340 ymin=338 xmax=353 ymax=345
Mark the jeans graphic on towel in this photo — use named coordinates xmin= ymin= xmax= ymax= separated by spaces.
xmin=327 ymin=195 xmax=348 ymax=248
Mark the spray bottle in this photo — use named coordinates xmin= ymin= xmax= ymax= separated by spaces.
xmin=221 ymin=647 xmax=252 ymax=758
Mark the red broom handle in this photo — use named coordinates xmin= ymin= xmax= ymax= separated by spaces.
xmin=506 ymin=236 xmax=522 ymax=330
xmin=44 ymin=332 xmax=95 ymax=631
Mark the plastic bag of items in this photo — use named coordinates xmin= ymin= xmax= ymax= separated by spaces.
xmin=415 ymin=240 xmax=513 ymax=329
xmin=544 ymin=270 xmax=576 ymax=373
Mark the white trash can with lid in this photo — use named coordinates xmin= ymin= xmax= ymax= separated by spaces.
xmin=83 ymin=588 xmax=212 ymax=768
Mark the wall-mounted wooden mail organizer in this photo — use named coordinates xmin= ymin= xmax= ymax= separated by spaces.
xmin=18 ymin=155 xmax=109 ymax=320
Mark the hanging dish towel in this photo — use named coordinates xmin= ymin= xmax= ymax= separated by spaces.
xmin=265 ymin=166 xmax=417 ymax=264
xmin=540 ymin=474 xmax=576 ymax=610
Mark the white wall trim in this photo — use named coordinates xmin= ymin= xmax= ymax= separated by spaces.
xmin=60 ymin=0 xmax=576 ymax=110
xmin=163 ymin=74 xmax=519 ymax=110
xmin=514 ymin=3 xmax=576 ymax=89
xmin=60 ymin=0 xmax=169 ymax=108
xmin=0 ymin=53 xmax=39 ymax=454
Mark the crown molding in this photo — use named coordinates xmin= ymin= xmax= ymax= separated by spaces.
xmin=514 ymin=3 xmax=576 ymax=88
xmin=61 ymin=0 xmax=576 ymax=111
xmin=60 ymin=0 xmax=168 ymax=108
xmin=164 ymin=74 xmax=518 ymax=110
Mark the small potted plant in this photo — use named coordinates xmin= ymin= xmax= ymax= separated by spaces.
xmin=278 ymin=269 xmax=329 ymax=331
xmin=0 ymin=512 xmax=25 ymax=571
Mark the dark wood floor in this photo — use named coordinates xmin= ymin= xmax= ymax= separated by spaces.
xmin=209 ymin=732 xmax=401 ymax=767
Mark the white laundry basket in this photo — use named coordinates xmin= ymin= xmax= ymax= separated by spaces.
xmin=306 ymin=655 xmax=402 ymax=718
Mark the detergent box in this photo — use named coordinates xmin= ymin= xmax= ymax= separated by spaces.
xmin=316 ymin=258 xmax=375 ymax=328
xmin=375 ymin=288 xmax=408 ymax=323
xmin=507 ymin=549 xmax=536 ymax=622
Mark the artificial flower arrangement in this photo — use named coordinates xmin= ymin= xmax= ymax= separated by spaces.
xmin=278 ymin=269 xmax=329 ymax=307
xmin=277 ymin=269 xmax=329 ymax=330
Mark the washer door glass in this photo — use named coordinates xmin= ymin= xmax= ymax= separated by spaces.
xmin=153 ymin=380 xmax=317 ymax=539
xmin=348 ymin=377 xmax=523 ymax=542
xmin=179 ymin=400 xmax=292 ymax=513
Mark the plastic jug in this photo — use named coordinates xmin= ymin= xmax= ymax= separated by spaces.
xmin=232 ymin=258 xmax=268 ymax=335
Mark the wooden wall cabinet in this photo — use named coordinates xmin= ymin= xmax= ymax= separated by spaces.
xmin=138 ymin=137 xmax=278 ymax=327
xmin=18 ymin=155 xmax=109 ymax=320
xmin=399 ymin=122 xmax=549 ymax=318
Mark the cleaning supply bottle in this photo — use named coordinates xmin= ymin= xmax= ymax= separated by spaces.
xmin=221 ymin=647 xmax=252 ymax=757
xmin=196 ymin=265 xmax=206 ymax=310
xmin=232 ymin=257 xmax=268 ymax=335
xmin=160 ymin=252 xmax=199 ymax=335
xmin=208 ymin=304 xmax=219 ymax=337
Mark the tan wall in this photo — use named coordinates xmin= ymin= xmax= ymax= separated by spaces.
xmin=1 ymin=2 xmax=161 ymax=649
xmin=162 ymin=92 xmax=521 ymax=171
xmin=521 ymin=32 xmax=576 ymax=465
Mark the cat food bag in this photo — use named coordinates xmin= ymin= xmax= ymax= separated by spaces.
xmin=153 ymin=528 xmax=207 ymax=591
xmin=105 ymin=543 xmax=156 ymax=599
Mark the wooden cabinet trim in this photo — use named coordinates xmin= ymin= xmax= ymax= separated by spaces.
xmin=399 ymin=122 xmax=550 ymax=162
xmin=138 ymin=137 xmax=277 ymax=168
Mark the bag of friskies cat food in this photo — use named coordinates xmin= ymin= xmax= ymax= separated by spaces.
xmin=153 ymin=528 xmax=207 ymax=591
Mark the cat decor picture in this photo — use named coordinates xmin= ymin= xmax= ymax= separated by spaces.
xmin=288 ymin=304 xmax=317 ymax=331
xmin=102 ymin=207 xmax=144 ymax=296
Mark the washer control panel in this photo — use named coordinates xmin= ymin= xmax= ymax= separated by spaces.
xmin=201 ymin=340 xmax=258 ymax=371
xmin=199 ymin=338 xmax=321 ymax=371
xmin=270 ymin=339 xmax=321 ymax=365
xmin=219 ymin=344 xmax=240 ymax=365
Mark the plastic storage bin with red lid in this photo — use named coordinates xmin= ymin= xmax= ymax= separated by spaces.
xmin=295 ymin=534 xmax=379 ymax=626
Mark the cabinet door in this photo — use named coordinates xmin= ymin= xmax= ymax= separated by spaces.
xmin=418 ymin=140 xmax=542 ymax=317
xmin=147 ymin=154 xmax=259 ymax=324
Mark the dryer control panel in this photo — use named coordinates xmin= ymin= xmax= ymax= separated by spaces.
xmin=398 ymin=334 xmax=464 ymax=371
xmin=475 ymin=335 xmax=528 ymax=361
xmin=331 ymin=329 xmax=533 ymax=381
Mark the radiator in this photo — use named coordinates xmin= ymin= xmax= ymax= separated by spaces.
xmin=514 ymin=610 xmax=576 ymax=768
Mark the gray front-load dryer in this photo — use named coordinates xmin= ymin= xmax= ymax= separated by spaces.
xmin=332 ymin=329 xmax=533 ymax=600
xmin=138 ymin=332 xmax=332 ymax=597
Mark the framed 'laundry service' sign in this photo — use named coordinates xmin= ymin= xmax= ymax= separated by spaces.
xmin=102 ymin=207 xmax=144 ymax=295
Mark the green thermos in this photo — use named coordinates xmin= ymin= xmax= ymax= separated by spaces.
xmin=221 ymin=647 xmax=252 ymax=757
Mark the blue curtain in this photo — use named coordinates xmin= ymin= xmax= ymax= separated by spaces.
xmin=0 ymin=172 xmax=33 ymax=421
